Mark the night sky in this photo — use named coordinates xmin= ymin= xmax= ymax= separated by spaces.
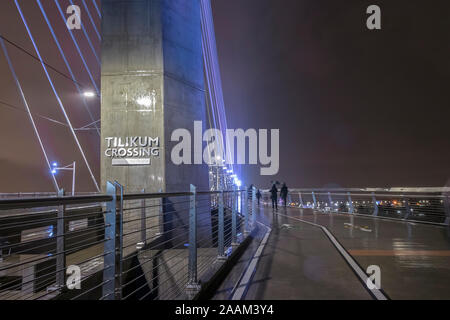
xmin=0 ymin=0 xmax=449 ymax=192
xmin=212 ymin=0 xmax=450 ymax=189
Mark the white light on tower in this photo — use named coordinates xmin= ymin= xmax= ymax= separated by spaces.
xmin=136 ymin=96 xmax=152 ymax=108
xmin=83 ymin=91 xmax=96 ymax=98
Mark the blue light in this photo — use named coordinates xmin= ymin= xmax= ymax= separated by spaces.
xmin=36 ymin=0 xmax=100 ymax=135
xmin=52 ymin=0 xmax=99 ymax=94
xmin=47 ymin=225 xmax=54 ymax=238
xmin=52 ymin=162 xmax=58 ymax=167
xmin=51 ymin=169 xmax=57 ymax=175
xmin=92 ymin=0 xmax=101 ymax=18
xmin=67 ymin=0 xmax=101 ymax=65
xmin=81 ymin=0 xmax=101 ymax=40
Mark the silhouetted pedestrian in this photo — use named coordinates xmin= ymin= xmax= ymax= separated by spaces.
xmin=256 ymin=189 xmax=262 ymax=206
xmin=280 ymin=183 xmax=289 ymax=207
xmin=270 ymin=184 xmax=278 ymax=210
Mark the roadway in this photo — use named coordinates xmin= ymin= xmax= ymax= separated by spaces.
xmin=214 ymin=205 xmax=450 ymax=300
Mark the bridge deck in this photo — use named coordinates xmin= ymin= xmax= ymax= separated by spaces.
xmin=218 ymin=206 xmax=450 ymax=300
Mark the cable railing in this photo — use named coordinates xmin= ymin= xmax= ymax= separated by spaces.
xmin=278 ymin=188 xmax=450 ymax=225
xmin=0 ymin=192 xmax=99 ymax=199
xmin=0 ymin=182 xmax=258 ymax=300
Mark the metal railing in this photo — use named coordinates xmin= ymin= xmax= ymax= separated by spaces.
xmin=0 ymin=183 xmax=258 ymax=300
xmin=0 ymin=192 xmax=99 ymax=199
xmin=278 ymin=188 xmax=450 ymax=225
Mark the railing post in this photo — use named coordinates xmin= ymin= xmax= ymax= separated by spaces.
xmin=444 ymin=195 xmax=450 ymax=225
xmin=103 ymin=182 xmax=117 ymax=300
xmin=239 ymin=190 xmax=242 ymax=213
xmin=298 ymin=192 xmax=304 ymax=208
xmin=328 ymin=192 xmax=333 ymax=212
xmin=138 ymin=188 xmax=146 ymax=250
xmin=218 ymin=191 xmax=226 ymax=259
xmin=404 ymin=197 xmax=411 ymax=220
xmin=251 ymin=186 xmax=256 ymax=227
xmin=312 ymin=191 xmax=317 ymax=209
xmin=347 ymin=192 xmax=354 ymax=214
xmin=158 ymin=189 xmax=163 ymax=235
xmin=372 ymin=192 xmax=378 ymax=216
xmin=56 ymin=188 xmax=65 ymax=289
xmin=243 ymin=186 xmax=249 ymax=233
xmin=114 ymin=182 xmax=124 ymax=300
xmin=187 ymin=184 xmax=200 ymax=295
xmin=232 ymin=187 xmax=238 ymax=246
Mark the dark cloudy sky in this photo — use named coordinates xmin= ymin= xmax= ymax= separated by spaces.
xmin=212 ymin=0 xmax=450 ymax=189
xmin=0 ymin=0 xmax=449 ymax=192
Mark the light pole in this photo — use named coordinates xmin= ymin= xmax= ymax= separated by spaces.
xmin=51 ymin=161 xmax=76 ymax=196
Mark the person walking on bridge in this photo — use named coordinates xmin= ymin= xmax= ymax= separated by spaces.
xmin=280 ymin=183 xmax=289 ymax=207
xmin=270 ymin=183 xmax=278 ymax=211
xmin=256 ymin=189 xmax=262 ymax=206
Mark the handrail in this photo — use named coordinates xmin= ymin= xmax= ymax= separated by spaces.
xmin=0 ymin=189 xmax=247 ymax=210
xmin=290 ymin=187 xmax=450 ymax=193
xmin=197 ymin=190 xmax=244 ymax=195
xmin=123 ymin=192 xmax=193 ymax=201
xmin=0 ymin=195 xmax=113 ymax=210
xmin=290 ymin=192 xmax=446 ymax=199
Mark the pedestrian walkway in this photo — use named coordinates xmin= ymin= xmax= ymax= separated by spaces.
xmin=216 ymin=205 xmax=450 ymax=300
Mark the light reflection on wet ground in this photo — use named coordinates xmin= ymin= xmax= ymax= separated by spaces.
xmin=291 ymin=208 xmax=450 ymax=299
xmin=236 ymin=206 xmax=372 ymax=300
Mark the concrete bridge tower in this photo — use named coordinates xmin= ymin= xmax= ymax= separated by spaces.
xmin=101 ymin=0 xmax=209 ymax=193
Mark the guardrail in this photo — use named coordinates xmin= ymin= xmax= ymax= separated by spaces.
xmin=0 ymin=192 xmax=99 ymax=199
xmin=278 ymin=188 xmax=450 ymax=225
xmin=0 ymin=183 xmax=257 ymax=300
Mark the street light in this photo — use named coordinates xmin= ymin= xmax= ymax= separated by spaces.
xmin=83 ymin=91 xmax=96 ymax=98
xmin=51 ymin=161 xmax=76 ymax=196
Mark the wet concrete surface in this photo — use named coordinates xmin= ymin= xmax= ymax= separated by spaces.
xmin=293 ymin=208 xmax=450 ymax=299
xmin=215 ymin=205 xmax=450 ymax=300
xmin=214 ymin=206 xmax=372 ymax=300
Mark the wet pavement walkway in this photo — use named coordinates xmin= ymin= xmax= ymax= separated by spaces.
xmin=215 ymin=205 xmax=450 ymax=300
